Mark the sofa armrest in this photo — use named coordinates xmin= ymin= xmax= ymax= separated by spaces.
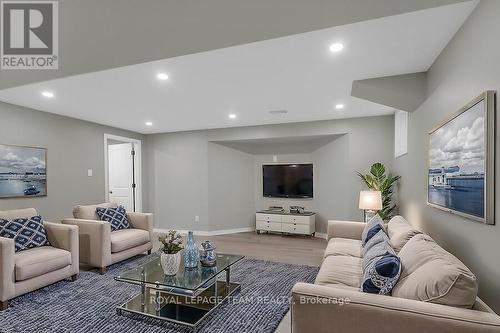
xmin=128 ymin=212 xmax=153 ymax=244
xmin=0 ymin=237 xmax=15 ymax=302
xmin=127 ymin=212 xmax=153 ymax=232
xmin=44 ymin=222 xmax=79 ymax=276
xmin=61 ymin=218 xmax=111 ymax=268
xmin=291 ymin=283 xmax=500 ymax=333
xmin=327 ymin=220 xmax=365 ymax=241
xmin=44 ymin=221 xmax=78 ymax=252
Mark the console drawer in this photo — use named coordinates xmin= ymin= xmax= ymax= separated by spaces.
xmin=282 ymin=223 xmax=310 ymax=234
xmin=282 ymin=215 xmax=311 ymax=225
xmin=256 ymin=220 xmax=282 ymax=232
xmin=256 ymin=213 xmax=282 ymax=222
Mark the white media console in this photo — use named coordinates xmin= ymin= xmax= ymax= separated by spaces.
xmin=255 ymin=211 xmax=316 ymax=236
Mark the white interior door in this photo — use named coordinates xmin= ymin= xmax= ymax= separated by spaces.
xmin=108 ymin=143 xmax=134 ymax=211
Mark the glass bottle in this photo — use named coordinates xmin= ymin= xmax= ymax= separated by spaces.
xmin=184 ymin=231 xmax=199 ymax=269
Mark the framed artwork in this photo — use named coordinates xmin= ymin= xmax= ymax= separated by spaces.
xmin=0 ymin=144 xmax=47 ymax=198
xmin=427 ymin=91 xmax=496 ymax=224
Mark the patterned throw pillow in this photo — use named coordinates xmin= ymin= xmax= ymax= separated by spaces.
xmin=362 ymin=230 xmax=393 ymax=271
xmin=0 ymin=215 xmax=50 ymax=252
xmin=95 ymin=206 xmax=130 ymax=231
xmin=361 ymin=214 xmax=386 ymax=247
xmin=361 ymin=229 xmax=401 ymax=295
xmin=362 ymin=253 xmax=401 ymax=295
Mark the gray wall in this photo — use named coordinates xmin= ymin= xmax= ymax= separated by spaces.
xmin=208 ymin=143 xmax=255 ymax=231
xmin=0 ymin=102 xmax=146 ymax=221
xmin=393 ymin=0 xmax=500 ymax=312
xmin=146 ymin=131 xmax=210 ymax=231
xmin=147 ymin=115 xmax=394 ymax=233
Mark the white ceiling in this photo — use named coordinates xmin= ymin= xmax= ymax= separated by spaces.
xmin=0 ymin=1 xmax=477 ymax=134
xmin=212 ymin=134 xmax=344 ymax=155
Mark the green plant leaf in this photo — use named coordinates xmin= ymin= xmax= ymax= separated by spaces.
xmin=357 ymin=163 xmax=400 ymax=221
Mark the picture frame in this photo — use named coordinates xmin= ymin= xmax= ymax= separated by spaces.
xmin=427 ymin=91 xmax=496 ymax=225
xmin=0 ymin=144 xmax=47 ymax=198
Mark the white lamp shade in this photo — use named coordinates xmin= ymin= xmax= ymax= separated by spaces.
xmin=359 ymin=190 xmax=382 ymax=210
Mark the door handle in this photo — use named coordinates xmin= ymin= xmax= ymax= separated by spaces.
xmin=109 ymin=191 xmax=113 ymax=194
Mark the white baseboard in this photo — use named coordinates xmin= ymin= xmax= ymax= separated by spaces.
xmin=154 ymin=227 xmax=255 ymax=236
xmin=314 ymin=232 xmax=327 ymax=240
xmin=154 ymin=227 xmax=327 ymax=239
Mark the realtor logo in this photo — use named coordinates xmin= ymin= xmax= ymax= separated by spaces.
xmin=1 ymin=1 xmax=58 ymax=69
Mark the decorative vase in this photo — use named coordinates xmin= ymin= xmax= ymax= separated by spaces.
xmin=184 ymin=231 xmax=199 ymax=269
xmin=200 ymin=240 xmax=217 ymax=267
xmin=160 ymin=252 xmax=181 ymax=276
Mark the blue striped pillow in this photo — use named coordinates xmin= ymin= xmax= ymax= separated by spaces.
xmin=361 ymin=214 xmax=385 ymax=246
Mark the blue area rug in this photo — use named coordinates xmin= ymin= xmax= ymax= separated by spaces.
xmin=0 ymin=254 xmax=318 ymax=333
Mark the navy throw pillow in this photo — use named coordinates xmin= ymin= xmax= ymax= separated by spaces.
xmin=362 ymin=253 xmax=401 ymax=295
xmin=0 ymin=215 xmax=50 ymax=252
xmin=95 ymin=206 xmax=130 ymax=231
xmin=362 ymin=229 xmax=393 ymax=271
xmin=361 ymin=214 xmax=386 ymax=247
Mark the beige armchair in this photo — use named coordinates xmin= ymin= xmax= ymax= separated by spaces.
xmin=62 ymin=203 xmax=153 ymax=274
xmin=0 ymin=208 xmax=79 ymax=310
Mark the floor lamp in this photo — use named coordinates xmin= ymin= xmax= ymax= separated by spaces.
xmin=359 ymin=190 xmax=382 ymax=222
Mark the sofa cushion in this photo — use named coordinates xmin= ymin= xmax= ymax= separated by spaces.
xmin=324 ymin=238 xmax=362 ymax=258
xmin=387 ymin=216 xmax=421 ymax=252
xmin=110 ymin=228 xmax=150 ymax=253
xmin=315 ymin=255 xmax=362 ymax=288
xmin=96 ymin=206 xmax=130 ymax=231
xmin=0 ymin=215 xmax=50 ymax=252
xmin=73 ymin=202 xmax=117 ymax=220
xmin=361 ymin=214 xmax=385 ymax=247
xmin=14 ymin=246 xmax=71 ymax=281
xmin=392 ymin=234 xmax=478 ymax=308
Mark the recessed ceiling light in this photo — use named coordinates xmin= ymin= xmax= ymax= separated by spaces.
xmin=329 ymin=43 xmax=344 ymax=53
xmin=41 ymin=91 xmax=54 ymax=98
xmin=228 ymin=114 xmax=237 ymax=119
xmin=335 ymin=104 xmax=345 ymax=110
xmin=157 ymin=73 xmax=169 ymax=80
xmin=145 ymin=121 xmax=153 ymax=126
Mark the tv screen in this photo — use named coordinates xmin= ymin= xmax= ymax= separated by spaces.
xmin=263 ymin=164 xmax=313 ymax=198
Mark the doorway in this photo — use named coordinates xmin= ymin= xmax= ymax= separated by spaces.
xmin=104 ymin=134 xmax=142 ymax=212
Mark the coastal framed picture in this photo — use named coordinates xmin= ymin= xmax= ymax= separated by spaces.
xmin=0 ymin=144 xmax=47 ymax=198
xmin=427 ymin=91 xmax=496 ymax=225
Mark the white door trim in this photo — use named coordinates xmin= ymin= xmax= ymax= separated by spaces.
xmin=104 ymin=134 xmax=142 ymax=212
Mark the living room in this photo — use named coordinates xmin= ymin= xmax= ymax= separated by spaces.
xmin=1 ymin=1 xmax=500 ymax=332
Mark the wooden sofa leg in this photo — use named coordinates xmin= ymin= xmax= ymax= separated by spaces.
xmin=99 ymin=267 xmax=107 ymax=275
xmin=147 ymin=249 xmax=152 ymax=255
xmin=0 ymin=300 xmax=8 ymax=311
xmin=70 ymin=274 xmax=79 ymax=282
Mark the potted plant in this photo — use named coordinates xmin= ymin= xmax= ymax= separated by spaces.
xmin=357 ymin=162 xmax=401 ymax=221
xmin=159 ymin=230 xmax=183 ymax=275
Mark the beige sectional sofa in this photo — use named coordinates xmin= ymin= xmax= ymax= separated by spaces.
xmin=291 ymin=216 xmax=500 ymax=333
xmin=61 ymin=202 xmax=153 ymax=274
xmin=0 ymin=208 xmax=79 ymax=310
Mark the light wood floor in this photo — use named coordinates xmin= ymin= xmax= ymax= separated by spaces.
xmin=153 ymin=231 xmax=327 ymax=266
xmin=153 ymin=231 xmax=326 ymax=333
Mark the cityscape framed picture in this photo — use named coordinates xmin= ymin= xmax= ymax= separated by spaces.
xmin=427 ymin=91 xmax=496 ymax=225
xmin=0 ymin=144 xmax=47 ymax=198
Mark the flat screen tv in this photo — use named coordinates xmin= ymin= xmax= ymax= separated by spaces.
xmin=263 ymin=164 xmax=313 ymax=198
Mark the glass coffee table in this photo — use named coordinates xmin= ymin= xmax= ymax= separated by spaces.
xmin=115 ymin=253 xmax=244 ymax=331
